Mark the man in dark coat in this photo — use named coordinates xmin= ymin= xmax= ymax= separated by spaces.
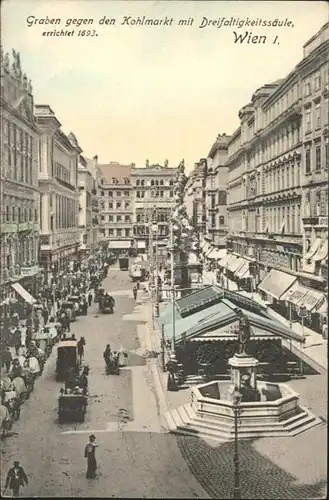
xmin=4 ymin=461 xmax=28 ymax=497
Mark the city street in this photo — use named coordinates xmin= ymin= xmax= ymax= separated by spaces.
xmin=0 ymin=269 xmax=208 ymax=498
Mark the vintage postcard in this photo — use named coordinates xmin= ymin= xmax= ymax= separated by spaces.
xmin=0 ymin=0 xmax=328 ymax=498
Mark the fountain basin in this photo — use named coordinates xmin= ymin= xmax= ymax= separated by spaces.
xmin=165 ymin=380 xmax=322 ymax=442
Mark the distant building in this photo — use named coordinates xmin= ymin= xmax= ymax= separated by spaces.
xmin=300 ymin=23 xmax=329 ymax=286
xmin=0 ymin=48 xmax=40 ymax=301
xmin=225 ymin=23 xmax=328 ymax=327
xmin=131 ymin=161 xmax=177 ymax=253
xmin=78 ymin=155 xmax=99 ymax=260
xmin=206 ymin=134 xmax=230 ymax=247
xmin=97 ymin=162 xmax=133 ymax=252
xmin=35 ymin=105 xmax=81 ymax=274
xmin=184 ymin=160 xmax=207 ymax=237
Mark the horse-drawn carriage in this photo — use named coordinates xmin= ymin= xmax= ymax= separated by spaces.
xmin=58 ymin=392 xmax=87 ymax=423
xmin=60 ymin=301 xmax=76 ymax=322
xmin=56 ymin=340 xmax=80 ymax=382
xmin=99 ymin=294 xmax=115 ymax=314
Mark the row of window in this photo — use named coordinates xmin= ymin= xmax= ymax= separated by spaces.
xmin=2 ymin=119 xmax=34 ymax=185
xmin=55 ymin=162 xmax=71 ymax=185
xmin=100 ymin=177 xmax=130 ymax=185
xmin=100 ymin=201 xmax=130 ymax=210
xmin=101 ymin=215 xmax=131 ymax=223
xmin=304 ymin=66 xmax=329 ymax=98
xmin=100 ymin=228 xmax=131 ymax=237
xmin=100 ymin=190 xmax=130 ymax=197
xmin=305 ymin=141 xmax=329 ymax=174
xmin=136 ymin=190 xmax=174 ymax=198
xmin=136 ymin=213 xmax=169 ymax=223
xmin=4 ymin=204 xmax=38 ymax=224
xmin=135 ymin=179 xmax=174 ymax=187
xmin=304 ymin=99 xmax=329 ymax=133
xmin=209 ymin=215 xmax=225 ymax=227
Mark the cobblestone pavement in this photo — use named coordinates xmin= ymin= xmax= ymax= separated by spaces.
xmin=0 ymin=269 xmax=207 ymax=498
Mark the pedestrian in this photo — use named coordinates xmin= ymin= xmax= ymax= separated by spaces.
xmin=133 ymin=285 xmax=138 ymax=301
xmin=3 ymin=347 xmax=13 ymax=373
xmin=42 ymin=308 xmax=49 ymax=326
xmin=88 ymin=291 xmax=93 ymax=307
xmin=3 ymin=461 xmax=28 ymax=498
xmin=84 ymin=434 xmax=98 ymax=479
xmin=322 ymin=321 xmax=328 ymax=340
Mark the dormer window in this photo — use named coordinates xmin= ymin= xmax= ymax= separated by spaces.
xmin=124 ymin=177 xmax=130 ymax=184
xmin=112 ymin=177 xmax=118 ymax=184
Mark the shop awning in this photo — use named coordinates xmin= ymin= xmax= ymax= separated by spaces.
xmin=318 ymin=300 xmax=328 ymax=316
xmin=303 ymin=238 xmax=322 ymax=260
xmin=235 ymin=261 xmax=250 ymax=278
xmin=137 ymin=241 xmax=146 ymax=249
xmin=301 ymin=289 xmax=325 ymax=312
xmin=218 ymin=254 xmax=232 ymax=268
xmin=202 ymin=242 xmax=211 ymax=255
xmin=286 ymin=284 xmax=309 ymax=306
xmin=227 ymin=255 xmax=243 ymax=273
xmin=108 ymin=240 xmax=131 ymax=249
xmin=207 ymin=248 xmax=227 ymax=260
xmin=258 ymin=269 xmax=297 ymax=301
xmin=313 ymin=239 xmax=328 ymax=262
xmin=205 ymin=245 xmax=215 ymax=258
xmin=11 ymin=282 xmax=36 ymax=305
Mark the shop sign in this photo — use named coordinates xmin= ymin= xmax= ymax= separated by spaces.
xmin=20 ymin=266 xmax=39 ymax=277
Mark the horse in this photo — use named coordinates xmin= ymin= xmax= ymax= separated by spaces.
xmin=77 ymin=337 xmax=86 ymax=364
xmin=0 ymin=404 xmax=11 ymax=439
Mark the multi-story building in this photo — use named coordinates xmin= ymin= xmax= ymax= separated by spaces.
xmin=184 ymin=159 xmax=207 ymax=237
xmin=35 ymin=105 xmax=81 ymax=275
xmin=299 ymin=23 xmax=329 ymax=288
xmin=131 ymin=161 xmax=177 ymax=253
xmin=206 ymin=134 xmax=230 ymax=247
xmin=84 ymin=155 xmax=100 ymax=253
xmin=97 ymin=162 xmax=133 ymax=252
xmin=226 ymin=23 xmax=328 ymax=325
xmin=0 ymin=49 xmax=40 ymax=302
xmin=78 ymin=155 xmax=99 ymax=260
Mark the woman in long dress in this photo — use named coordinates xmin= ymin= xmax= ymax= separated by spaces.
xmin=84 ymin=434 xmax=97 ymax=479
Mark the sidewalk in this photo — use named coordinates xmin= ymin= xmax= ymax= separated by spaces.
xmin=202 ymin=270 xmax=327 ymax=372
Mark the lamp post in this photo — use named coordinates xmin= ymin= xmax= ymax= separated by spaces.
xmin=170 ymin=221 xmax=176 ymax=353
xmin=297 ymin=304 xmax=307 ymax=376
xmin=232 ymin=387 xmax=242 ymax=499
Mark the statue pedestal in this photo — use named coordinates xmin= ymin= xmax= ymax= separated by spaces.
xmin=228 ymin=354 xmax=259 ymax=400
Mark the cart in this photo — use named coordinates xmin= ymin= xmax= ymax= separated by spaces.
xmin=58 ymin=393 xmax=87 ymax=423
xmin=56 ymin=340 xmax=80 ymax=382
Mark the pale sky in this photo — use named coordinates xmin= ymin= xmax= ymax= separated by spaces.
xmin=2 ymin=0 xmax=328 ymax=171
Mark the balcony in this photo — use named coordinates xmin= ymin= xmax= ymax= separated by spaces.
xmin=56 ymin=177 xmax=76 ymax=191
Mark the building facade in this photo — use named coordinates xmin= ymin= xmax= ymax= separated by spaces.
xmin=206 ymin=134 xmax=230 ymax=247
xmin=131 ymin=161 xmax=177 ymax=252
xmin=0 ymin=49 xmax=40 ymax=301
xmin=84 ymin=155 xmax=100 ymax=253
xmin=299 ymin=23 xmax=329 ymax=288
xmin=184 ymin=159 xmax=207 ymax=237
xmin=35 ymin=105 xmax=81 ymax=274
xmin=78 ymin=155 xmax=99 ymax=259
xmin=98 ymin=162 xmax=133 ymax=252
xmin=226 ymin=22 xmax=328 ymax=311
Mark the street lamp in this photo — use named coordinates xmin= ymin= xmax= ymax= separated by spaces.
xmin=297 ymin=304 xmax=307 ymax=376
xmin=232 ymin=387 xmax=242 ymax=499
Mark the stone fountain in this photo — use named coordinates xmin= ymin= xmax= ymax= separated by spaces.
xmin=165 ymin=313 xmax=322 ymax=442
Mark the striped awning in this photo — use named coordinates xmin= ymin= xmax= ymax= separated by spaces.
xmin=218 ymin=254 xmax=232 ymax=268
xmin=287 ymin=284 xmax=309 ymax=306
xmin=227 ymin=255 xmax=243 ymax=273
xmin=313 ymin=239 xmax=328 ymax=262
xmin=258 ymin=269 xmax=297 ymax=301
xmin=207 ymin=248 xmax=226 ymax=260
xmin=235 ymin=261 xmax=250 ymax=278
xmin=300 ymin=289 xmax=325 ymax=312
xmin=303 ymin=238 xmax=322 ymax=260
